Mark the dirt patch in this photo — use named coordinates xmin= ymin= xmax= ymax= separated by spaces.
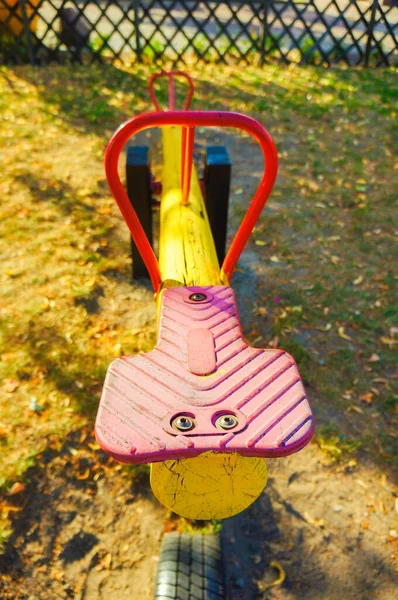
xmin=0 ymin=430 xmax=165 ymax=600
xmin=1 ymin=434 xmax=396 ymax=599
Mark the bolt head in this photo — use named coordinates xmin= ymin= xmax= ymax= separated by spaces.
xmin=172 ymin=415 xmax=195 ymax=431
xmin=189 ymin=292 xmax=207 ymax=302
xmin=216 ymin=414 xmax=239 ymax=430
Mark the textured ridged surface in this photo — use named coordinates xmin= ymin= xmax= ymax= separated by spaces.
xmin=95 ymin=286 xmax=314 ymax=463
xmin=154 ymin=532 xmax=225 ymax=600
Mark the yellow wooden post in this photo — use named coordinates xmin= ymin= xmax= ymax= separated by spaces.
xmin=150 ymin=126 xmax=267 ymax=520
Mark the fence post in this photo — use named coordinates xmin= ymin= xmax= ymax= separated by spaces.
xmin=260 ymin=0 xmax=272 ymax=66
xmin=19 ymin=0 xmax=36 ymax=65
xmin=364 ymin=0 xmax=379 ymax=67
xmin=133 ymin=0 xmax=142 ymax=63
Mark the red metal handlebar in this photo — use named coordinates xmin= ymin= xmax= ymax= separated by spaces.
xmin=105 ymin=111 xmax=278 ymax=294
xmin=148 ymin=71 xmax=195 ymax=112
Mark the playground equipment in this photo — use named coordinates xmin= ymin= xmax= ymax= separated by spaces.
xmin=95 ymin=71 xmax=314 ymax=599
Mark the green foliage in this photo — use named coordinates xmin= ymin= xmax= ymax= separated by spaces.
xmin=315 ymin=423 xmax=362 ymax=463
xmin=264 ymin=32 xmax=281 ymax=58
xmin=89 ymin=33 xmax=111 ymax=56
xmin=0 ymin=29 xmax=29 ymax=63
xmin=142 ymin=37 xmax=167 ymax=62
xmin=298 ymin=35 xmax=323 ymax=65
xmin=327 ymin=40 xmax=351 ymax=63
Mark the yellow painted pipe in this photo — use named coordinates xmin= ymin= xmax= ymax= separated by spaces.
xmin=150 ymin=126 xmax=267 ymax=520
xmin=158 ymin=126 xmax=221 ymax=287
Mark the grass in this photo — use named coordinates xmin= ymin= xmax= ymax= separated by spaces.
xmin=0 ymin=62 xmax=397 ymax=547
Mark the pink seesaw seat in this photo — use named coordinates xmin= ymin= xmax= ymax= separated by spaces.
xmin=95 ymin=286 xmax=314 ymax=464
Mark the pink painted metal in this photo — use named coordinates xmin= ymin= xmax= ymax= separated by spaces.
xmin=187 ymin=329 xmax=216 ymax=376
xmin=95 ymin=286 xmax=314 ymax=464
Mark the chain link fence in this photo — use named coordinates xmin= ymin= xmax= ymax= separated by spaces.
xmin=0 ymin=0 xmax=397 ymax=66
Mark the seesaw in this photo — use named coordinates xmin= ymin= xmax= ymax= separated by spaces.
xmin=95 ymin=70 xmax=314 ymax=599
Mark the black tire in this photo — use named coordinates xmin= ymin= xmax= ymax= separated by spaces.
xmin=154 ymin=532 xmax=225 ymax=600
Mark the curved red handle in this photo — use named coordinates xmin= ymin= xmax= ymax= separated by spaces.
xmin=105 ymin=111 xmax=278 ymax=294
xmin=148 ymin=71 xmax=195 ymax=112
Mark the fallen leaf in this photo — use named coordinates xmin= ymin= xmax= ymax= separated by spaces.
xmin=3 ymin=379 xmax=19 ymax=393
xmin=96 ymin=553 xmax=112 ymax=571
xmin=262 ymin=560 xmax=286 ymax=590
xmin=338 ymin=327 xmax=352 ymax=341
xmin=29 ymin=397 xmax=44 ymax=412
xmin=96 ymin=207 xmax=113 ymax=215
xmin=347 ymin=405 xmax=363 ymax=414
xmin=268 ymin=336 xmax=279 ymax=348
xmin=380 ymin=337 xmax=396 ymax=347
xmin=270 ymin=255 xmax=280 ymax=263
xmin=7 ymin=482 xmax=25 ymax=496
xmin=368 ymin=354 xmax=380 ymax=362
xmin=359 ymin=393 xmax=373 ymax=404
xmin=353 ymin=275 xmax=364 ymax=285
xmin=255 ymin=240 xmax=266 ymax=246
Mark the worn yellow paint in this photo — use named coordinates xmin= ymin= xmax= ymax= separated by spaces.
xmin=151 ymin=453 xmax=268 ymax=520
xmin=158 ymin=126 xmax=222 ymax=287
xmin=150 ymin=125 xmax=268 ymax=519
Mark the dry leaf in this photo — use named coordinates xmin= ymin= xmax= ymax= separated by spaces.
xmin=255 ymin=240 xmax=266 ymax=246
xmin=359 ymin=393 xmax=373 ymax=404
xmin=338 ymin=327 xmax=352 ymax=341
xmin=7 ymin=482 xmax=25 ymax=496
xmin=347 ymin=405 xmax=363 ymax=414
xmin=353 ymin=275 xmax=364 ymax=285
xmin=3 ymin=379 xmax=19 ymax=393
xmin=97 ymin=207 xmax=113 ymax=215
xmin=368 ymin=354 xmax=380 ymax=362
xmin=97 ymin=553 xmax=112 ymax=571
xmin=262 ymin=560 xmax=286 ymax=590
xmin=380 ymin=337 xmax=396 ymax=347
xmin=268 ymin=336 xmax=279 ymax=348
xmin=270 ymin=256 xmax=280 ymax=263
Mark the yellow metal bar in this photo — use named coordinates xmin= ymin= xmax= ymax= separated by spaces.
xmin=158 ymin=126 xmax=221 ymax=287
xmin=151 ymin=125 xmax=267 ymax=520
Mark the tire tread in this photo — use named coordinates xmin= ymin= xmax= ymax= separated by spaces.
xmin=154 ymin=533 xmax=225 ymax=600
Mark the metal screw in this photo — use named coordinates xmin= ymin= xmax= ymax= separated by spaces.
xmin=189 ymin=292 xmax=207 ymax=302
xmin=215 ymin=414 xmax=239 ymax=430
xmin=172 ymin=415 xmax=195 ymax=431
